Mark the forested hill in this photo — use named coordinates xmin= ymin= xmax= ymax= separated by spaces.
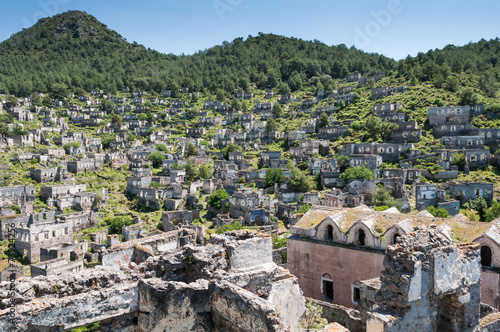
xmin=0 ymin=10 xmax=499 ymax=98
xmin=0 ymin=10 xmax=395 ymax=96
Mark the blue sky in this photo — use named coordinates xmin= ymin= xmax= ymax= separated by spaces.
xmin=1 ymin=0 xmax=499 ymax=60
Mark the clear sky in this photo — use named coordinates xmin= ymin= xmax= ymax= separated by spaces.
xmin=0 ymin=0 xmax=499 ymax=60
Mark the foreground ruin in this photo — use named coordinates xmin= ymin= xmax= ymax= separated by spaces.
xmin=3 ymin=226 xmax=500 ymax=331
xmin=0 ymin=230 xmax=305 ymax=331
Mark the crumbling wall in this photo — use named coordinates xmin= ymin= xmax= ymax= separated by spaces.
xmin=210 ymin=280 xmax=285 ymax=332
xmin=137 ymin=279 xmax=213 ymax=332
xmin=366 ymin=226 xmax=482 ymax=332
xmin=0 ymin=230 xmax=306 ymax=332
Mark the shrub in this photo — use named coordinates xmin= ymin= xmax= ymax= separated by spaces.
xmin=208 ymin=189 xmax=229 ymax=209
xmin=426 ymin=205 xmax=450 ymax=218
xmin=264 ymin=168 xmax=285 ymax=187
xmin=340 ymin=165 xmax=374 ymax=181
xmin=105 ymin=216 xmax=133 ymax=234
xmin=294 ymin=204 xmax=311 ymax=214
xmin=215 ymin=221 xmax=242 ymax=234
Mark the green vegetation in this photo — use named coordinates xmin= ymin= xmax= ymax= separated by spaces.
xmin=364 ymin=115 xmax=398 ymax=141
xmin=105 ymin=216 xmax=133 ymax=234
xmin=264 ymin=168 xmax=286 ymax=187
xmin=294 ymin=204 xmax=311 ymax=214
xmin=147 ymin=151 xmax=165 ymax=168
xmin=288 ymin=165 xmax=314 ymax=193
xmin=215 ymin=221 xmax=242 ymax=234
xmin=426 ymin=206 xmax=450 ymax=218
xmin=208 ymin=189 xmax=229 ymax=209
xmin=340 ymin=165 xmax=374 ymax=181
xmin=372 ymin=185 xmax=402 ymax=210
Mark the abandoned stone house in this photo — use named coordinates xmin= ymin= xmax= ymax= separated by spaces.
xmin=204 ymin=101 xmax=225 ymax=110
xmin=373 ymin=102 xmax=402 ymax=115
xmin=161 ymin=89 xmax=172 ymax=97
xmin=287 ymin=205 xmax=500 ymax=316
xmin=236 ymin=92 xmax=253 ymax=99
xmin=30 ymin=256 xmax=84 ymax=277
xmin=8 ymin=107 xmax=35 ymax=122
xmin=319 ymin=170 xmax=344 ymax=188
xmin=391 ymin=121 xmax=422 ymax=143
xmin=229 ymin=191 xmax=264 ymax=223
xmin=445 ymin=181 xmax=494 ymax=205
xmin=333 ymin=92 xmax=356 ymax=104
xmin=40 ymin=184 xmax=86 ymax=199
xmin=371 ymin=87 xmax=392 ymax=99
xmin=138 ymin=187 xmax=172 ymax=211
xmin=161 ymin=210 xmax=200 ymax=231
xmin=213 ymin=161 xmax=238 ymax=181
xmin=171 ymin=100 xmax=187 ymax=108
xmin=289 ymin=140 xmax=329 ymax=160
xmin=29 ymin=167 xmax=70 ymax=183
xmin=228 ymin=151 xmax=245 ymax=170
xmin=308 ymin=158 xmax=337 ymax=175
xmin=414 ymin=183 xmax=460 ymax=215
xmin=428 ymin=106 xmax=470 ymax=126
xmin=438 ymin=148 xmax=490 ymax=168
xmin=112 ymin=96 xmax=126 ymax=104
xmin=132 ymin=90 xmax=146 ymax=97
xmin=51 ymin=188 xmax=107 ymax=212
xmin=441 ymin=135 xmax=485 ymax=149
xmin=358 ymin=73 xmax=383 ymax=86
xmin=315 ymin=106 xmax=337 ymax=116
xmin=56 ymin=211 xmax=97 ymax=232
xmin=318 ymin=125 xmax=350 ymax=140
xmin=0 ymin=260 xmax=23 ymax=281
xmin=260 ymin=151 xmax=281 ymax=168
xmin=299 ymin=118 xmax=317 ymax=134
xmin=170 ymin=169 xmax=186 ymax=184
xmin=67 ymin=159 xmax=101 ymax=173
xmin=349 ymin=154 xmax=382 ymax=170
xmin=0 ymin=185 xmax=36 ymax=202
xmin=375 ymin=168 xmax=421 ymax=185
xmin=379 ymin=112 xmax=405 ymax=123
xmin=186 ymin=128 xmax=206 ymax=138
xmin=198 ymin=117 xmax=222 ymax=127
xmin=11 ymin=134 xmax=34 ymax=148
xmin=15 ymin=218 xmax=73 ymax=263
xmin=286 ymin=130 xmax=306 ymax=142
xmin=341 ymin=142 xmax=414 ymax=163
xmin=346 ymin=72 xmax=362 ymax=82
xmin=40 ymin=148 xmax=65 ymax=158
xmin=301 ymin=99 xmax=318 ymax=110
xmin=277 ymin=93 xmax=297 ymax=104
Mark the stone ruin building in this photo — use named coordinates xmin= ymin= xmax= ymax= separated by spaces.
xmin=0 ymin=230 xmax=305 ymax=331
xmin=3 ymin=224 xmax=500 ymax=331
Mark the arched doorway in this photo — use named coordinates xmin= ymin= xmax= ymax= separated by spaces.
xmin=358 ymin=229 xmax=365 ymax=246
xmin=481 ymin=246 xmax=492 ymax=267
xmin=321 ymin=273 xmax=333 ymax=302
xmin=326 ymin=225 xmax=333 ymax=241
xmin=393 ymin=233 xmax=400 ymax=244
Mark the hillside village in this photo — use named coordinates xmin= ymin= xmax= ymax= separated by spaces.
xmin=2 ymin=9 xmax=500 ymax=332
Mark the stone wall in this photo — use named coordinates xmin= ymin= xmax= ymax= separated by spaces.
xmin=308 ymin=298 xmax=362 ymax=332
xmin=287 ymin=237 xmax=385 ymax=308
xmin=0 ymin=229 xmax=305 ymax=331
xmin=366 ymin=226 xmax=482 ymax=332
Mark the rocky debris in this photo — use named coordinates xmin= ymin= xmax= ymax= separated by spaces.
xmin=0 ymin=266 xmax=134 ymax=309
xmin=368 ymin=226 xmax=481 ymax=332
xmin=137 ymin=244 xmax=228 ymax=282
xmin=0 ymin=229 xmax=306 ymax=331
xmin=376 ymin=225 xmax=455 ymax=313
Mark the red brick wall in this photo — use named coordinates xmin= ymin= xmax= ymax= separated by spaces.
xmin=287 ymin=238 xmax=385 ymax=308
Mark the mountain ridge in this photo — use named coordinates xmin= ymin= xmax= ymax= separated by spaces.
xmin=0 ymin=10 xmax=498 ymax=98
